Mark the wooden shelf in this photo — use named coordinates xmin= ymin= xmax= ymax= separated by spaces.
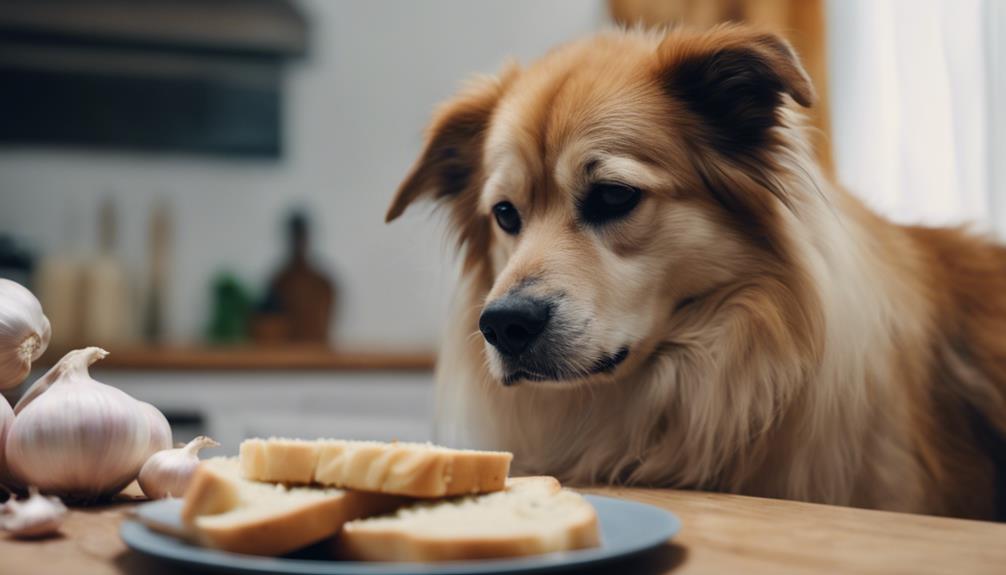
xmin=35 ymin=346 xmax=436 ymax=372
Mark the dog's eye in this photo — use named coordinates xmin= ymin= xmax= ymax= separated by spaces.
xmin=580 ymin=183 xmax=642 ymax=226
xmin=492 ymin=201 xmax=521 ymax=235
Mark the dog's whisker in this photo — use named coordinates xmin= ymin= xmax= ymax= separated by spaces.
xmin=465 ymin=329 xmax=486 ymax=345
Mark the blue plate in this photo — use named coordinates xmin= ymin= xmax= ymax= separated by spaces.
xmin=121 ymin=495 xmax=681 ymax=575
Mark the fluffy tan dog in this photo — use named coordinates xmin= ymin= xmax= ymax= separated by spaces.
xmin=387 ymin=25 xmax=1006 ymax=520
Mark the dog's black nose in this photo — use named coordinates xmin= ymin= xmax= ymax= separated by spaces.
xmin=479 ymin=296 xmax=550 ymax=356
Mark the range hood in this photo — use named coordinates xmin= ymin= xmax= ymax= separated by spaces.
xmin=0 ymin=0 xmax=308 ymax=157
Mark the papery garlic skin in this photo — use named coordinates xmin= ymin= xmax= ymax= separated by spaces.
xmin=5 ymin=347 xmax=152 ymax=502
xmin=139 ymin=401 xmax=173 ymax=458
xmin=0 ymin=397 xmax=12 ymax=479
xmin=138 ymin=435 xmax=219 ymax=499
xmin=1 ymin=486 xmax=67 ymax=538
xmin=0 ymin=279 xmax=51 ymax=390
xmin=14 ymin=349 xmax=63 ymax=415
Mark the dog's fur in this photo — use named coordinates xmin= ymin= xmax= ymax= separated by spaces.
xmin=387 ymin=26 xmax=1006 ymax=519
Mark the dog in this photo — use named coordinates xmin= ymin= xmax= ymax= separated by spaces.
xmin=386 ymin=25 xmax=1006 ymax=520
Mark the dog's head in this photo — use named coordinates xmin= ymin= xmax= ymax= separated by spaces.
xmin=388 ymin=26 xmax=816 ymax=387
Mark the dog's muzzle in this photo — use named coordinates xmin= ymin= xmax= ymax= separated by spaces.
xmin=478 ymin=295 xmax=551 ymax=357
xmin=480 ymin=293 xmax=629 ymax=385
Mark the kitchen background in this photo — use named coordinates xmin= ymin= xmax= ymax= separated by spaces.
xmin=1 ymin=0 xmax=1003 ymax=452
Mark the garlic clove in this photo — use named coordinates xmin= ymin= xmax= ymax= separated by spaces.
xmin=1 ymin=486 xmax=67 ymax=538
xmin=0 ymin=397 xmax=12 ymax=481
xmin=0 ymin=279 xmax=51 ymax=390
xmin=138 ymin=435 xmax=220 ymax=500
xmin=6 ymin=347 xmax=153 ymax=502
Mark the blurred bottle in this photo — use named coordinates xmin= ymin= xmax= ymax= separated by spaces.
xmin=143 ymin=200 xmax=170 ymax=343
xmin=80 ymin=197 xmax=133 ymax=346
xmin=262 ymin=211 xmax=335 ymax=344
xmin=249 ymin=289 xmax=290 ymax=345
xmin=35 ymin=196 xmax=86 ymax=350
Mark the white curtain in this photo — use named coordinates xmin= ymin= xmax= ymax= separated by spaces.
xmin=827 ymin=0 xmax=991 ymax=231
xmin=989 ymin=0 xmax=1006 ymax=234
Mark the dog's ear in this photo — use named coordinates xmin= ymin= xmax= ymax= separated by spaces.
xmin=657 ymin=26 xmax=815 ymax=155
xmin=386 ymin=63 xmax=518 ymax=223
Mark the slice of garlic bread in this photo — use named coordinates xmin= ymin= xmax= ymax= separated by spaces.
xmin=181 ymin=457 xmax=405 ymax=556
xmin=240 ymin=438 xmax=513 ymax=498
xmin=337 ymin=476 xmax=600 ymax=562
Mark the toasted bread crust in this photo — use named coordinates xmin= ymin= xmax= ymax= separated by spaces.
xmin=195 ymin=493 xmax=349 ymax=556
xmin=182 ymin=458 xmax=405 ymax=556
xmin=180 ymin=462 xmax=241 ymax=524
xmin=240 ymin=438 xmax=513 ymax=498
xmin=240 ymin=438 xmax=319 ymax=485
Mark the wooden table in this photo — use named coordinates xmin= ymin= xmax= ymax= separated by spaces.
xmin=1 ymin=488 xmax=1004 ymax=575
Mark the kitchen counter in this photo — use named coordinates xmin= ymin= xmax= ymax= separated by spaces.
xmin=35 ymin=346 xmax=436 ymax=372
xmin=1 ymin=487 xmax=1003 ymax=575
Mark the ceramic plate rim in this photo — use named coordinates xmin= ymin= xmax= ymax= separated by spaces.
xmin=120 ymin=494 xmax=680 ymax=575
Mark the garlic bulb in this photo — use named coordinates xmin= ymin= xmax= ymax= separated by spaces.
xmin=1 ymin=486 xmax=67 ymax=538
xmin=138 ymin=436 xmax=219 ymax=499
xmin=139 ymin=401 xmax=173 ymax=458
xmin=5 ymin=347 xmax=153 ymax=502
xmin=0 ymin=279 xmax=51 ymax=390
xmin=0 ymin=397 xmax=12 ymax=479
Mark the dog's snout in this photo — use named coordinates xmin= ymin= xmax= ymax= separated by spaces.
xmin=479 ymin=296 xmax=550 ymax=356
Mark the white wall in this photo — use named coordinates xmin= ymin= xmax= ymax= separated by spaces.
xmin=0 ymin=0 xmax=605 ymax=348
xmin=988 ymin=0 xmax=1006 ymax=235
